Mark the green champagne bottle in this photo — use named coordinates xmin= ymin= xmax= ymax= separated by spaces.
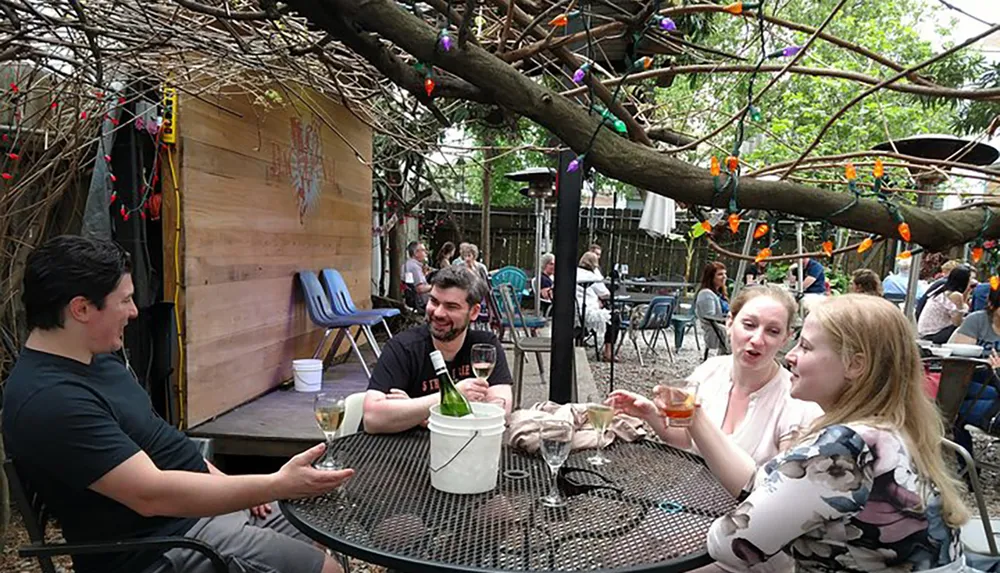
xmin=430 ymin=350 xmax=473 ymax=417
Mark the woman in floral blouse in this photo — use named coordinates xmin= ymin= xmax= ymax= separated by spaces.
xmin=657 ymin=294 xmax=970 ymax=572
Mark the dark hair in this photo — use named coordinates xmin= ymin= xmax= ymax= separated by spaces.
xmin=987 ymin=287 xmax=1000 ymax=316
xmin=429 ymin=264 xmax=486 ymax=306
xmin=437 ymin=241 xmax=455 ymax=261
xmin=851 ymin=269 xmax=882 ymax=296
xmin=926 ymin=265 xmax=971 ymax=301
xmin=699 ymin=261 xmax=728 ymax=299
xmin=406 ymin=241 xmax=423 ymax=258
xmin=22 ymin=235 xmax=132 ymax=330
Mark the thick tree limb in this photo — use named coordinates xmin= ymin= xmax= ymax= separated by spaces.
xmin=647 ymin=126 xmax=696 ymax=147
xmin=484 ymin=0 xmax=654 ymax=147
xmin=291 ymin=0 xmax=1000 ymax=250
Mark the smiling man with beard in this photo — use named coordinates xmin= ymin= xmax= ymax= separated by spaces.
xmin=363 ymin=265 xmax=513 ymax=433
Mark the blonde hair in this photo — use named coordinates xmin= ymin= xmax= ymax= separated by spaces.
xmin=460 ymin=243 xmax=479 ymax=260
xmin=578 ymin=251 xmax=600 ymax=271
xmin=730 ymin=284 xmax=798 ymax=333
xmin=805 ymin=295 xmax=969 ymax=527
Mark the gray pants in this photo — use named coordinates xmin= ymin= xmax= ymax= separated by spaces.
xmin=143 ymin=504 xmax=326 ymax=573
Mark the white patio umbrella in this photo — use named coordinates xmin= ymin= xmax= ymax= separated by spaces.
xmin=638 ymin=192 xmax=676 ymax=238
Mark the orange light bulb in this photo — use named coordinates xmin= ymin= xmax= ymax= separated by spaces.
xmin=857 ymin=237 xmax=873 ymax=254
xmin=845 ymin=162 xmax=856 ymax=181
xmin=725 ymin=155 xmax=739 ymax=173
xmin=992 ymin=276 xmax=1000 ymax=291
xmin=873 ymin=158 xmax=884 ymax=179
xmin=897 ymin=250 xmax=912 ymax=260
xmin=822 ymin=240 xmax=833 ymax=257
xmin=972 ymin=246 xmax=984 ymax=263
xmin=723 ymin=1 xmax=744 ymax=14
xmin=424 ymin=77 xmax=435 ymax=97
xmin=728 ymin=213 xmax=740 ymax=234
xmin=754 ymin=247 xmax=771 ymax=263
xmin=549 ymin=13 xmax=568 ymax=26
xmin=710 ymin=156 xmax=720 ymax=177
xmin=700 ymin=221 xmax=712 ymax=233
xmin=897 ymin=222 xmax=910 ymax=242
xmin=753 ymin=223 xmax=769 ymax=239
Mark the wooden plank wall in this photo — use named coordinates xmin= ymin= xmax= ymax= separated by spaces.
xmin=171 ymin=90 xmax=372 ymax=427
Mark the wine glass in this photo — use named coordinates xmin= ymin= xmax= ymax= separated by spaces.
xmin=586 ymin=403 xmax=613 ymax=466
xmin=539 ymin=418 xmax=574 ymax=508
xmin=313 ymin=393 xmax=346 ymax=470
xmin=471 ymin=343 xmax=496 ymax=381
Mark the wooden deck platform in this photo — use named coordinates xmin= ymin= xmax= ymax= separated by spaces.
xmin=187 ymin=361 xmax=370 ymax=458
xmin=187 ymin=346 xmax=598 ymax=459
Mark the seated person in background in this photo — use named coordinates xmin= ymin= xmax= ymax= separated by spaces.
xmin=695 ymin=262 xmax=729 ymax=354
xmin=947 ymin=286 xmax=1000 ymax=444
xmin=971 ymin=280 xmax=990 ymax=312
xmin=576 ymin=251 xmax=618 ymax=362
xmin=539 ymin=252 xmax=555 ymax=303
xmin=743 ymin=261 xmax=767 ymax=286
xmin=403 ymin=240 xmax=432 ymax=308
xmin=3 ymin=236 xmax=351 ymax=573
xmin=849 ymin=268 xmax=882 ymax=296
xmin=917 ymin=265 xmax=971 ymax=344
xmin=364 ymin=265 xmax=513 ymax=434
xmin=882 ymin=257 xmax=925 ymax=299
xmin=792 ymin=257 xmax=827 ymax=312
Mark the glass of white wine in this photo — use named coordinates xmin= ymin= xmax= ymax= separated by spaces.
xmin=313 ymin=393 xmax=346 ymax=471
xmin=539 ymin=418 xmax=574 ymax=508
xmin=586 ymin=403 xmax=613 ymax=466
xmin=471 ymin=343 xmax=496 ymax=381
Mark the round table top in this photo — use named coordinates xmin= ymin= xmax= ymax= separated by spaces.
xmin=281 ymin=430 xmax=736 ymax=573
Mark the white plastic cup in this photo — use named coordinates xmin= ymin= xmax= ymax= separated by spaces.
xmin=427 ymin=403 xmax=506 ymax=494
xmin=292 ymin=359 xmax=323 ymax=392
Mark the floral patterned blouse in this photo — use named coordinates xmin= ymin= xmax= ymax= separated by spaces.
xmin=707 ymin=424 xmax=965 ymax=572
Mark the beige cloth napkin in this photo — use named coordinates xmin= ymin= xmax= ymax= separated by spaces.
xmin=508 ymin=401 xmax=647 ymax=454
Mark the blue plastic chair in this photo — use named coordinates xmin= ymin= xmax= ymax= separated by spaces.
xmin=321 ymin=268 xmax=396 ymax=339
xmin=619 ymin=296 xmax=676 ymax=366
xmin=491 ymin=286 xmax=546 ymax=333
xmin=491 ymin=266 xmax=530 ymax=305
xmin=298 ymin=271 xmax=377 ymax=378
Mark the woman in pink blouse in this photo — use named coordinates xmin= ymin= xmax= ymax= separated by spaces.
xmin=661 ymin=295 xmax=969 ymax=572
xmin=609 ymin=285 xmax=822 ymax=466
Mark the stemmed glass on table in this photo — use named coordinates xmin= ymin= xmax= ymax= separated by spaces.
xmin=539 ymin=418 xmax=574 ymax=507
xmin=586 ymin=403 xmax=613 ymax=466
xmin=313 ymin=393 xmax=346 ymax=470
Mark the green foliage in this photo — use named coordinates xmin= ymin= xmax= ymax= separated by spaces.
xmin=649 ymin=0 xmax=992 ymax=178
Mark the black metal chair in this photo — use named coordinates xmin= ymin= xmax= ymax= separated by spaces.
xmin=4 ymin=458 xmax=228 ymax=573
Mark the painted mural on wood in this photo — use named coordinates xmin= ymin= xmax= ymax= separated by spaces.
xmin=267 ymin=115 xmax=326 ymax=222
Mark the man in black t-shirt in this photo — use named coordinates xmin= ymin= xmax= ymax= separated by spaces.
xmin=364 ymin=265 xmax=513 ymax=433
xmin=2 ymin=236 xmax=352 ymax=573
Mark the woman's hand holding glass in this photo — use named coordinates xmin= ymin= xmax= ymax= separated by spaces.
xmin=606 ymin=390 xmax=658 ymax=421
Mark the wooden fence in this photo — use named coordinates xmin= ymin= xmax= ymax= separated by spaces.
xmin=417 ymin=202 xmax=896 ymax=282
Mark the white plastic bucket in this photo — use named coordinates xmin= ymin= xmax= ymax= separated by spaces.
xmin=292 ymin=359 xmax=323 ymax=392
xmin=428 ymin=403 xmax=505 ymax=494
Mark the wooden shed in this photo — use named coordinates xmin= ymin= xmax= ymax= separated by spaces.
xmin=162 ymin=88 xmax=373 ymax=429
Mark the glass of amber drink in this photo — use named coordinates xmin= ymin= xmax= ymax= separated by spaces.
xmin=657 ymin=382 xmax=698 ymax=427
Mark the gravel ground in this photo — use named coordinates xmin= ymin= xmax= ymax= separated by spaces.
xmin=589 ymin=333 xmax=1000 ymax=516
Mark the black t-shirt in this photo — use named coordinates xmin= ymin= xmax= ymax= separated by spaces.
xmin=368 ymin=325 xmax=513 ymax=397
xmin=2 ymin=349 xmax=208 ymax=573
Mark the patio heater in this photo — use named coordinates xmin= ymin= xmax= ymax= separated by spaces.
xmin=871 ymin=135 xmax=999 ymax=320
xmin=505 ymin=167 xmax=556 ymax=316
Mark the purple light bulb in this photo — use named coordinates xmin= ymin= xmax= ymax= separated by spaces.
xmin=659 ymin=17 xmax=676 ymax=32
xmin=781 ymin=45 xmax=802 ymax=57
xmin=439 ymin=31 xmax=453 ymax=52
xmin=567 ymin=157 xmax=581 ymax=172
xmin=572 ymin=65 xmax=587 ymax=84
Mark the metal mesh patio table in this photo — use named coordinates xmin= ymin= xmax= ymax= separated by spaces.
xmin=281 ymin=430 xmax=736 ymax=572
